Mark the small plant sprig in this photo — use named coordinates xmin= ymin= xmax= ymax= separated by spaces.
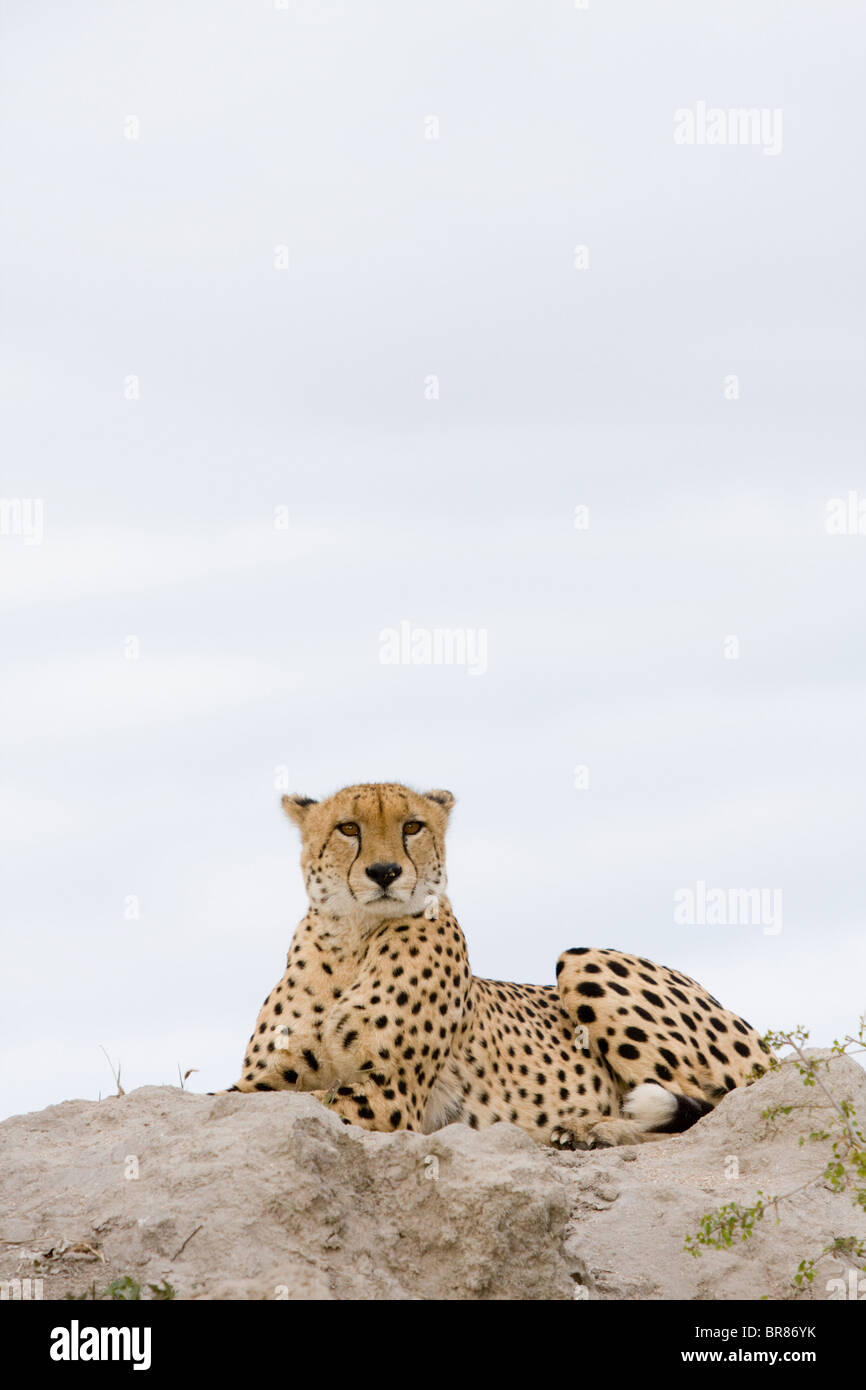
xmin=67 ymin=1275 xmax=176 ymax=1301
xmin=684 ymin=1019 xmax=866 ymax=1293
xmin=792 ymin=1236 xmax=866 ymax=1290
xmin=98 ymin=1045 xmax=125 ymax=1097
xmin=684 ymin=1191 xmax=770 ymax=1253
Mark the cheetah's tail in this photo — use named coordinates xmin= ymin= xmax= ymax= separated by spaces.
xmin=622 ymin=1081 xmax=715 ymax=1134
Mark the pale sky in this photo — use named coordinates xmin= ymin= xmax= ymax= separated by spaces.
xmin=1 ymin=0 xmax=864 ymax=1121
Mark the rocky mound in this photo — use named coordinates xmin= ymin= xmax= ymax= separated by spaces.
xmin=1 ymin=1052 xmax=863 ymax=1300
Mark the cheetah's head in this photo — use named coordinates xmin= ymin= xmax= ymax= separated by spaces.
xmin=281 ymin=782 xmax=454 ymax=923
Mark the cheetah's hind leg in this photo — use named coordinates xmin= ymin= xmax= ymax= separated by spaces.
xmin=551 ymin=1083 xmax=714 ymax=1150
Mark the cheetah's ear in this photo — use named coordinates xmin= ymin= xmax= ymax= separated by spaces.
xmin=281 ymin=793 xmax=318 ymax=827
xmin=423 ymin=789 xmax=455 ymax=815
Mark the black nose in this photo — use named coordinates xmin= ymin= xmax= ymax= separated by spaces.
xmin=365 ymin=861 xmax=402 ymax=889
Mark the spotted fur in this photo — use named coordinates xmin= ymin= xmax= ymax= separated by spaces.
xmin=228 ymin=783 xmax=770 ymax=1148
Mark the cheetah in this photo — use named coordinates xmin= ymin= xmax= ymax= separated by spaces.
xmin=227 ymin=783 xmax=770 ymax=1148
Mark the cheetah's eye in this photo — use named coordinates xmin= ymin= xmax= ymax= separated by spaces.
xmin=403 ymin=820 xmax=424 ymax=836
xmin=337 ymin=822 xmax=360 ymax=837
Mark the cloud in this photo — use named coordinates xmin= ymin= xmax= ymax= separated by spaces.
xmin=0 ymin=654 xmax=298 ymax=743
xmin=0 ymin=524 xmax=335 ymax=608
xmin=0 ymin=787 xmax=73 ymax=843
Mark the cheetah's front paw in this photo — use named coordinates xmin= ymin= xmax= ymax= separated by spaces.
xmin=550 ymin=1123 xmax=596 ymax=1151
xmin=550 ymin=1118 xmax=647 ymax=1150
